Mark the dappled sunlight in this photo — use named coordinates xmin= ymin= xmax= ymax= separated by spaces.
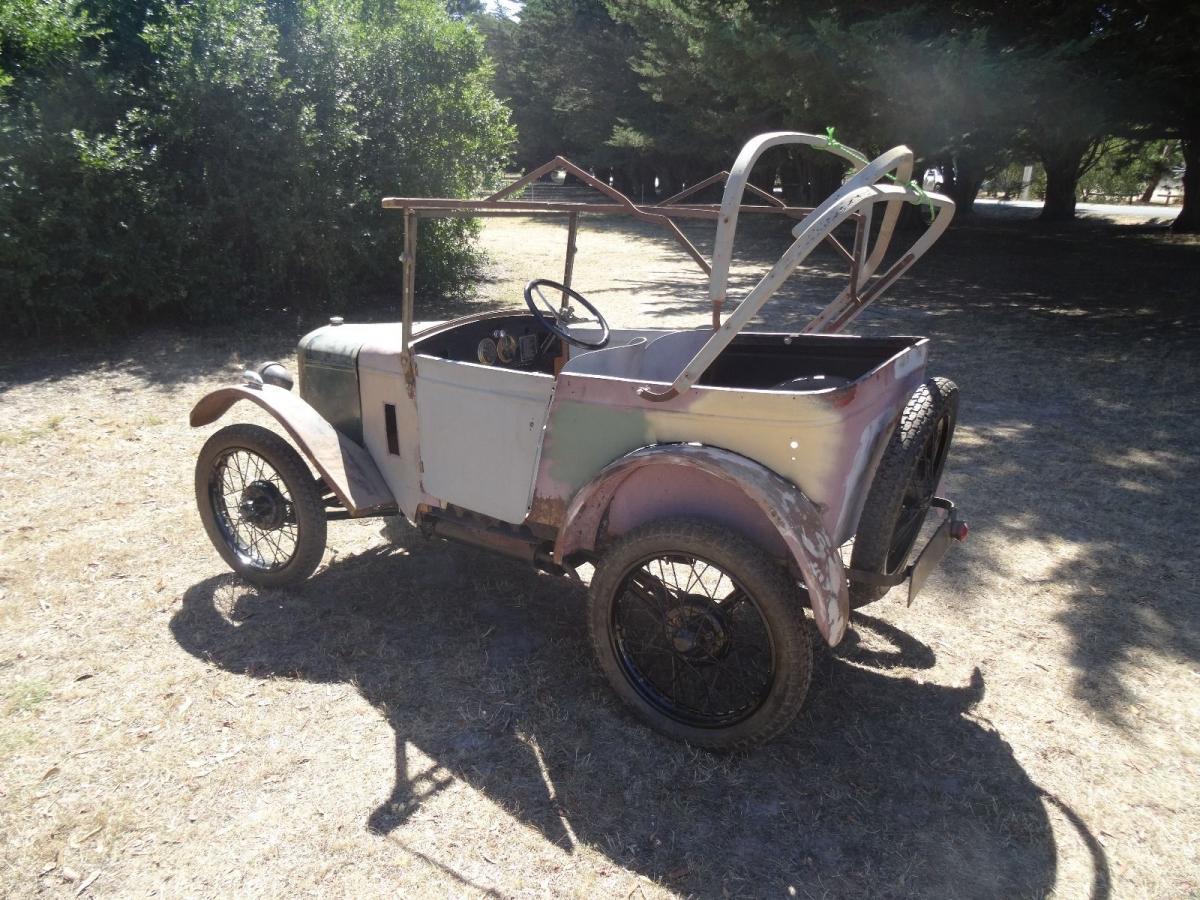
xmin=1 ymin=209 xmax=1195 ymax=897
xmin=1105 ymin=447 xmax=1188 ymax=472
xmin=167 ymin=551 xmax=1067 ymax=897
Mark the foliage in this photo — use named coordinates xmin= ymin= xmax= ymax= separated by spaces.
xmin=0 ymin=0 xmax=513 ymax=337
xmin=1077 ymin=140 xmax=1183 ymax=201
xmin=482 ymin=0 xmax=653 ymax=186
xmin=1098 ymin=1 xmax=1200 ymax=231
xmin=485 ymin=0 xmax=1198 ymax=223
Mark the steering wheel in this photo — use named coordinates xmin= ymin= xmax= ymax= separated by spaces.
xmin=523 ymin=279 xmax=610 ymax=349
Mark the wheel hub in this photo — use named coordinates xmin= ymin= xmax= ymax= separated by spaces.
xmin=664 ymin=596 xmax=730 ymax=661
xmin=238 ymin=480 xmax=287 ymax=529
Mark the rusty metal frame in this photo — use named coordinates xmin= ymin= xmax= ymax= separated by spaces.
xmin=382 ymin=133 xmax=954 ymax=385
xmin=383 ymin=157 xmax=858 ymax=352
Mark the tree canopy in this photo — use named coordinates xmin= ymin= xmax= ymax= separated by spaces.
xmin=3 ymin=0 xmax=1196 ymax=338
xmin=483 ymin=0 xmax=1199 ymax=228
xmin=0 ymin=0 xmax=513 ymax=336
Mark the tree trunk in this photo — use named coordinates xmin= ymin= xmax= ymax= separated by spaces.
xmin=779 ymin=155 xmax=804 ymax=205
xmin=611 ymin=166 xmax=635 ymax=197
xmin=1139 ymin=141 xmax=1175 ymax=204
xmin=748 ymin=163 xmax=777 ymax=196
xmin=1039 ymin=146 xmax=1086 ymax=222
xmin=938 ymin=155 xmax=956 ymax=199
xmin=657 ymin=170 xmax=681 ymax=199
xmin=1172 ymin=137 xmax=1200 ymax=234
xmin=949 ymin=154 xmax=986 ymax=214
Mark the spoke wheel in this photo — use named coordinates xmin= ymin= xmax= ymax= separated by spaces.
xmin=195 ymin=424 xmax=327 ymax=587
xmin=850 ymin=377 xmax=958 ymax=608
xmin=590 ymin=519 xmax=812 ymax=750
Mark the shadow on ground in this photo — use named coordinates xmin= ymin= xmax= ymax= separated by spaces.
xmin=6 ymin=210 xmax=1195 ymax=729
xmin=171 ymin=529 xmax=1108 ymax=897
xmin=552 ymin=213 xmax=1200 ymax=726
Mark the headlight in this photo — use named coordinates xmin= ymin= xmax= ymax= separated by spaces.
xmin=256 ymin=361 xmax=294 ymax=391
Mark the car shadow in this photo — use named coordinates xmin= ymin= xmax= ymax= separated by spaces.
xmin=170 ymin=531 xmax=1108 ymax=897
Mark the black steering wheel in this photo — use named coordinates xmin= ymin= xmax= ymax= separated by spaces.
xmin=523 ymin=279 xmax=610 ymax=349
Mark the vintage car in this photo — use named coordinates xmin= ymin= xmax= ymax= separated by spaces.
xmin=190 ymin=131 xmax=968 ymax=749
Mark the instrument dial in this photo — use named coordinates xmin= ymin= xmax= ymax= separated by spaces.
xmin=477 ymin=337 xmax=498 ymax=365
xmin=495 ymin=332 xmax=518 ymax=364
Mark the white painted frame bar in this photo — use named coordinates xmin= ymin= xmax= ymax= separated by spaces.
xmin=638 ymin=146 xmax=954 ymax=400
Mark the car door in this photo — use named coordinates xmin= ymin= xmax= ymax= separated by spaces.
xmin=413 ymin=354 xmax=556 ymax=524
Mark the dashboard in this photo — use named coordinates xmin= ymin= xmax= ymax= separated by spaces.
xmin=411 ymin=314 xmax=561 ymax=374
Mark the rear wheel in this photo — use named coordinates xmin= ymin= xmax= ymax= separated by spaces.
xmin=589 ymin=518 xmax=812 ymax=750
xmin=195 ymin=423 xmax=327 ymax=588
xmin=850 ymin=377 xmax=958 ymax=607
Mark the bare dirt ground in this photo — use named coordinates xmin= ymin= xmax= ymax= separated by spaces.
xmin=1 ymin=209 xmax=1198 ymax=898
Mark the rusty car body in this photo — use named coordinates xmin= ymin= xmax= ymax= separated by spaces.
xmin=190 ymin=131 xmax=967 ymax=748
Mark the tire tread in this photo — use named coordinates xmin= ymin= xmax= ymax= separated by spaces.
xmin=849 ymin=377 xmax=958 ymax=607
xmin=588 ymin=518 xmax=812 ymax=751
xmin=194 ymin=423 xmax=327 ymax=588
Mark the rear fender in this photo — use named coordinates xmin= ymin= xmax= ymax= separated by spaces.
xmin=190 ymin=384 xmax=396 ymax=516
xmin=556 ymin=444 xmax=849 ymax=645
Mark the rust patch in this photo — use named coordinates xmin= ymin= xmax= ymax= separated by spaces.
xmin=526 ymin=492 xmax=568 ymax=530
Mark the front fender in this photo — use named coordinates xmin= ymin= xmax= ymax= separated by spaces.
xmin=190 ymin=384 xmax=396 ymax=517
xmin=556 ymin=444 xmax=849 ymax=646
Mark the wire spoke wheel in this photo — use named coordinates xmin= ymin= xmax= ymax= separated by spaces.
xmin=613 ymin=553 xmax=775 ymax=728
xmin=590 ymin=519 xmax=812 ymax=750
xmin=209 ymin=448 xmax=299 ymax=571
xmin=195 ymin=424 xmax=327 ymax=588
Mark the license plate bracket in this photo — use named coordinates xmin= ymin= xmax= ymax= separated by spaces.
xmin=846 ymin=497 xmax=964 ymax=604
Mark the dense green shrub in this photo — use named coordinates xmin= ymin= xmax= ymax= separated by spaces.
xmin=0 ymin=0 xmax=512 ymax=337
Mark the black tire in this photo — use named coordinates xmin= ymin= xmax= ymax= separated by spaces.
xmin=589 ymin=518 xmax=812 ymax=751
xmin=195 ymin=423 xmax=327 ymax=588
xmin=850 ymin=377 xmax=958 ymax=608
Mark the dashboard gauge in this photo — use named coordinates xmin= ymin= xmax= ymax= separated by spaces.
xmin=519 ymin=333 xmax=539 ymax=363
xmin=477 ymin=337 xmax=498 ymax=365
xmin=495 ymin=333 xmax=518 ymax=364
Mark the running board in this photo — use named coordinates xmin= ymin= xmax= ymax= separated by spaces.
xmin=423 ymin=512 xmax=558 ymax=570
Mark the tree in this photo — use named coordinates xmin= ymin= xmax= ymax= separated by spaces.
xmin=484 ymin=0 xmax=654 ymax=189
xmin=1100 ymin=1 xmax=1200 ymax=232
xmin=0 ymin=0 xmax=513 ymax=336
xmin=608 ymin=1 xmax=1034 ymax=210
xmin=1076 ymin=139 xmax=1181 ymax=202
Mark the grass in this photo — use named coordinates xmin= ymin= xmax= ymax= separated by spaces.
xmin=0 ymin=208 xmax=1197 ymax=898
xmin=0 ymin=415 xmax=63 ymax=447
xmin=4 ymin=681 xmax=50 ymax=715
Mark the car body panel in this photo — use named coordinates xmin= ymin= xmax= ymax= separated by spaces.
xmin=189 ymin=384 xmax=396 ymax=516
xmin=528 ymin=335 xmax=928 ymax=545
xmin=414 ymin=355 xmax=555 ymax=523
xmin=554 ymin=444 xmax=850 ymax=645
xmin=356 ymin=327 xmax=422 ymax=519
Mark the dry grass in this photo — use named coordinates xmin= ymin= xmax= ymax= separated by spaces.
xmin=1 ymin=208 xmax=1198 ymax=898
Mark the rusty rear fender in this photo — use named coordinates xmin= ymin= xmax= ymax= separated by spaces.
xmin=190 ymin=384 xmax=396 ymax=517
xmin=554 ymin=444 xmax=849 ymax=646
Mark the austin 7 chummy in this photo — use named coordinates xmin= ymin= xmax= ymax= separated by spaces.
xmin=190 ymin=131 xmax=968 ymax=749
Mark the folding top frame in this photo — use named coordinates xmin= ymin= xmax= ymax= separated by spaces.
xmin=383 ymin=131 xmax=955 ymax=399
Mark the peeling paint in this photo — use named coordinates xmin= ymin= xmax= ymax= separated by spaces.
xmin=551 ymin=444 xmax=850 ymax=646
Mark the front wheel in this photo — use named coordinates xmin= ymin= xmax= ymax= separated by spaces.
xmin=589 ymin=518 xmax=812 ymax=750
xmin=195 ymin=423 xmax=327 ymax=588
